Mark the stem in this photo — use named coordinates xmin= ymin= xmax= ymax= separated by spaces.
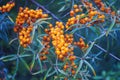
xmin=75 ymin=33 xmax=120 ymax=61
xmin=30 ymin=0 xmax=63 ymax=23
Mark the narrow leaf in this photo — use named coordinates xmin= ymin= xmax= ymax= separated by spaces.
xmin=44 ymin=67 xmax=52 ymax=80
xmin=84 ymin=42 xmax=95 ymax=57
xmin=58 ymin=5 xmax=66 ymax=12
xmin=30 ymin=54 xmax=36 ymax=71
xmin=74 ymin=60 xmax=83 ymax=78
xmin=106 ymin=16 xmax=116 ymax=36
xmin=84 ymin=60 xmax=96 ymax=76
xmin=20 ymin=57 xmax=30 ymax=71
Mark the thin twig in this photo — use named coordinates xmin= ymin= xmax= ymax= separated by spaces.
xmin=45 ymin=0 xmax=55 ymax=7
xmin=75 ymin=33 xmax=120 ymax=61
xmin=61 ymin=12 xmax=70 ymax=19
xmin=93 ymin=43 xmax=120 ymax=61
xmin=30 ymin=0 xmax=63 ymax=23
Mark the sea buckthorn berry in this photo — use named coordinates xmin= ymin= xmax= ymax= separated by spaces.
xmin=49 ymin=24 xmax=53 ymax=28
xmin=70 ymin=10 xmax=75 ymax=17
xmin=74 ymin=38 xmax=89 ymax=50
xmin=63 ymin=64 xmax=69 ymax=71
xmin=42 ymin=56 xmax=47 ymax=60
xmin=73 ymin=4 xmax=78 ymax=9
xmin=94 ymin=0 xmax=114 ymax=15
xmin=0 ymin=2 xmax=15 ymax=13
xmin=74 ymin=65 xmax=77 ymax=68
xmin=15 ymin=7 xmax=48 ymax=30
xmin=64 ymin=77 xmax=68 ymax=80
xmin=111 ymin=11 xmax=115 ymax=16
xmin=0 ymin=7 xmax=2 ymax=11
xmin=69 ymin=55 xmax=76 ymax=61
xmin=74 ymin=8 xmax=80 ymax=13
xmin=58 ymin=54 xmax=64 ymax=60
xmin=55 ymin=50 xmax=60 ymax=55
xmin=100 ymin=7 xmax=105 ymax=11
xmin=71 ymin=69 xmax=76 ymax=75
xmin=18 ymin=26 xmax=33 ymax=48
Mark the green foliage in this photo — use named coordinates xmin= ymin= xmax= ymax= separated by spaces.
xmin=0 ymin=0 xmax=120 ymax=80
xmin=0 ymin=13 xmax=14 ymax=42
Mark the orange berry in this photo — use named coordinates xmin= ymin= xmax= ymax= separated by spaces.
xmin=73 ymin=4 xmax=78 ymax=9
xmin=40 ymin=56 xmax=43 ymax=60
xmin=56 ymin=50 xmax=61 ymax=55
xmin=64 ymin=77 xmax=68 ymax=80
xmin=23 ymin=44 xmax=27 ymax=48
xmin=63 ymin=64 xmax=69 ymax=71
xmin=74 ymin=65 xmax=77 ymax=68
xmin=43 ymin=56 xmax=47 ymax=60
xmin=0 ymin=7 xmax=2 ymax=11
xmin=19 ymin=35 xmax=23 ymax=40
xmin=13 ymin=27 xmax=17 ymax=32
xmin=74 ymin=8 xmax=80 ymax=13
xmin=58 ymin=54 xmax=64 ymax=60
xmin=69 ymin=56 xmax=76 ymax=61
xmin=70 ymin=10 xmax=75 ymax=16
xmin=71 ymin=69 xmax=75 ymax=75
xmin=42 ymin=14 xmax=48 ymax=18
xmin=111 ymin=11 xmax=115 ymax=16
xmin=100 ymin=7 xmax=105 ymax=11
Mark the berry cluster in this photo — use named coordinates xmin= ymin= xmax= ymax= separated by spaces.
xmin=45 ymin=22 xmax=77 ymax=76
xmin=14 ymin=7 xmax=48 ymax=33
xmin=84 ymin=1 xmax=106 ymax=22
xmin=74 ymin=38 xmax=89 ymax=50
xmin=39 ymin=36 xmax=50 ymax=61
xmin=70 ymin=4 xmax=82 ymax=17
xmin=16 ymin=7 xmax=48 ymax=26
xmin=0 ymin=1 xmax=15 ymax=13
xmin=63 ymin=61 xmax=77 ymax=75
xmin=66 ymin=1 xmax=107 ymax=29
xmin=19 ymin=26 xmax=33 ymax=48
xmin=94 ymin=0 xmax=115 ymax=15
xmin=14 ymin=7 xmax=48 ymax=47
xmin=49 ymin=22 xmax=69 ymax=60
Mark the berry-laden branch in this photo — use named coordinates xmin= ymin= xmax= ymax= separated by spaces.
xmin=30 ymin=0 xmax=63 ymax=23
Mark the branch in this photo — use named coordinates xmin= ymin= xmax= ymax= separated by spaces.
xmin=93 ymin=43 xmax=120 ymax=61
xmin=75 ymin=33 xmax=120 ymax=61
xmin=30 ymin=0 xmax=63 ymax=23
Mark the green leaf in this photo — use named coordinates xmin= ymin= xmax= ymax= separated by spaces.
xmin=74 ymin=60 xmax=83 ymax=78
xmin=106 ymin=16 xmax=116 ymax=36
xmin=84 ymin=60 xmax=96 ymax=76
xmin=0 ymin=54 xmax=32 ymax=62
xmin=30 ymin=54 xmax=36 ymax=71
xmin=37 ymin=56 xmax=43 ymax=72
xmin=43 ymin=67 xmax=52 ymax=80
xmin=70 ymin=27 xmax=85 ymax=34
xmin=9 ymin=38 xmax=18 ymax=45
xmin=19 ymin=54 xmax=32 ymax=58
xmin=94 ymin=32 xmax=105 ymax=41
xmin=89 ymin=27 xmax=100 ymax=36
xmin=93 ymin=76 xmax=103 ymax=79
xmin=0 ymin=54 xmax=15 ymax=60
xmin=12 ymin=59 xmax=19 ymax=79
xmin=20 ymin=57 xmax=30 ymax=71
xmin=58 ymin=5 xmax=66 ymax=12
xmin=31 ymin=25 xmax=37 ymax=42
xmin=31 ymin=69 xmax=46 ymax=75
xmin=47 ymin=71 xmax=56 ymax=78
xmin=84 ymin=42 xmax=95 ymax=57
xmin=66 ymin=24 xmax=80 ymax=32
xmin=57 ymin=68 xmax=68 ymax=76
xmin=33 ymin=18 xmax=51 ymax=26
